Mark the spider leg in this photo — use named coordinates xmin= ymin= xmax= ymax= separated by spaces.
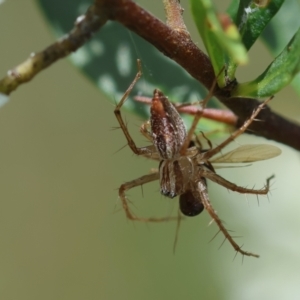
xmin=180 ymin=72 xmax=220 ymax=156
xmin=139 ymin=121 xmax=162 ymax=161
xmin=119 ymin=172 xmax=177 ymax=222
xmin=140 ymin=120 xmax=152 ymax=141
xmin=114 ymin=59 xmax=152 ymax=156
xmin=199 ymin=131 xmax=213 ymax=150
xmin=173 ymin=208 xmax=183 ymax=254
xmin=203 ymin=96 xmax=273 ymax=159
xmin=196 ymin=180 xmax=259 ymax=258
xmin=202 ymin=168 xmax=274 ymax=195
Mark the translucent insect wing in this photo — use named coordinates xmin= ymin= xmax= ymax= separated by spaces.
xmin=211 ymin=144 xmax=281 ymax=163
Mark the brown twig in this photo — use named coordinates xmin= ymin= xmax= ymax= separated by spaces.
xmin=0 ymin=3 xmax=108 ymax=95
xmin=97 ymin=0 xmax=300 ymax=151
xmin=0 ymin=0 xmax=299 ymax=151
xmin=134 ymin=95 xmax=237 ymax=126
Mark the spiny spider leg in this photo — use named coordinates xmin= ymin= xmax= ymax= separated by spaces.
xmin=119 ymin=172 xmax=177 ymax=222
xmin=180 ymin=68 xmax=222 ymax=155
xmin=139 ymin=121 xmax=160 ymax=161
xmin=196 ymin=179 xmax=259 ymax=258
xmin=173 ymin=208 xmax=183 ymax=254
xmin=202 ymin=169 xmax=274 ymax=195
xmin=198 ymin=131 xmax=213 ymax=150
xmin=114 ymin=60 xmax=152 ymax=156
xmin=203 ymin=96 xmax=273 ymax=160
xmin=140 ymin=121 xmax=153 ymax=142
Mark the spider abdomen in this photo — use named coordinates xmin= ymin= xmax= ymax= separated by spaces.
xmin=179 ymin=189 xmax=205 ymax=216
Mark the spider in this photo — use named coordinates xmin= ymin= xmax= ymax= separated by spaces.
xmin=114 ymin=60 xmax=281 ymax=258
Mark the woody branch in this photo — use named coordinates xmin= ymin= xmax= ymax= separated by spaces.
xmin=0 ymin=0 xmax=299 ymax=150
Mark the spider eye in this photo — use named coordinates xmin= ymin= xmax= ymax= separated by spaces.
xmin=179 ymin=190 xmax=204 ymax=217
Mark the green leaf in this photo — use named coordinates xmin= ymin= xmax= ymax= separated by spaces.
xmin=226 ymin=0 xmax=284 ymax=78
xmin=232 ymin=27 xmax=300 ymax=98
xmin=36 ymin=0 xmax=214 ymax=123
xmin=260 ymin=0 xmax=300 ymax=97
xmin=190 ymin=0 xmax=248 ymax=86
xmin=228 ymin=0 xmax=284 ymax=51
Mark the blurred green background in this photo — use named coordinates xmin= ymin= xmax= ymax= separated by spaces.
xmin=1 ymin=1 xmax=300 ymax=300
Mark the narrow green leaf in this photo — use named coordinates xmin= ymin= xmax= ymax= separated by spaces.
xmin=260 ymin=0 xmax=300 ymax=97
xmin=190 ymin=0 xmax=248 ymax=86
xmin=232 ymin=27 xmax=300 ymax=98
xmin=226 ymin=0 xmax=284 ymax=78
xmin=228 ymin=0 xmax=284 ymax=51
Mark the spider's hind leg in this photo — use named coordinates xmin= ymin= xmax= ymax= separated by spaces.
xmin=203 ymin=169 xmax=274 ymax=196
xmin=196 ymin=179 xmax=259 ymax=258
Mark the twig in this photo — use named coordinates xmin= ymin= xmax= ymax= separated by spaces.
xmin=97 ymin=0 xmax=300 ymax=151
xmin=0 ymin=3 xmax=108 ymax=95
xmin=134 ymin=95 xmax=237 ymax=125
xmin=0 ymin=0 xmax=300 ymax=151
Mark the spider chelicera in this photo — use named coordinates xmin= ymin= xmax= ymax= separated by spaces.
xmin=114 ymin=60 xmax=281 ymax=258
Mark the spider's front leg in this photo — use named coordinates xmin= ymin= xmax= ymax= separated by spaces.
xmin=204 ymin=96 xmax=273 ymax=160
xmin=140 ymin=120 xmax=152 ymax=141
xmin=195 ymin=179 xmax=259 ymax=258
xmin=180 ymin=70 xmax=219 ymax=156
xmin=119 ymin=172 xmax=177 ymax=222
xmin=114 ymin=59 xmax=152 ymax=156
xmin=202 ymin=169 xmax=274 ymax=196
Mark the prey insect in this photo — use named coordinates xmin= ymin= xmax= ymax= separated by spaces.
xmin=114 ymin=60 xmax=281 ymax=258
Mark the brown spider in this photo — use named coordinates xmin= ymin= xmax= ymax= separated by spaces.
xmin=114 ymin=60 xmax=281 ymax=258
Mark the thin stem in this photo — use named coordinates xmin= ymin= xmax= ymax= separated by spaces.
xmin=0 ymin=0 xmax=299 ymax=151
xmin=98 ymin=0 xmax=300 ymax=151
xmin=0 ymin=4 xmax=108 ymax=95
xmin=134 ymin=96 xmax=237 ymax=125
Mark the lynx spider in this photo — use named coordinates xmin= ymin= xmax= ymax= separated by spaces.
xmin=114 ymin=60 xmax=280 ymax=258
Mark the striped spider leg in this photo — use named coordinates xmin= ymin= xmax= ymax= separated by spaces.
xmin=114 ymin=59 xmax=281 ymax=257
xmin=114 ymin=61 xmax=171 ymax=222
